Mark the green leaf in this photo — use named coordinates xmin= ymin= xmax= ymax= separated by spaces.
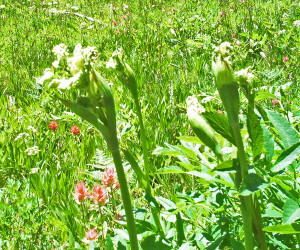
xmin=263 ymin=223 xmax=300 ymax=234
xmin=156 ymin=166 xmax=185 ymax=174
xmin=262 ymin=124 xmax=274 ymax=168
xmin=263 ymin=209 xmax=282 ymax=218
xmin=214 ymin=159 xmax=238 ymax=172
xmin=272 ymin=142 xmax=300 ymax=172
xmin=177 ymin=136 xmax=202 ymax=144
xmin=247 ymin=108 xmax=264 ymax=161
xmin=266 ymin=110 xmax=299 ymax=148
xmin=202 ymin=112 xmax=236 ymax=145
xmin=122 ymin=149 xmax=148 ymax=188
xmin=57 ymin=96 xmax=108 ymax=141
xmin=186 ymin=171 xmax=234 ymax=188
xmin=239 ymin=173 xmax=269 ymax=196
xmin=255 ymin=91 xmax=277 ymax=102
xmin=155 ymin=196 xmax=177 ymax=210
xmin=283 ymin=199 xmax=300 ymax=225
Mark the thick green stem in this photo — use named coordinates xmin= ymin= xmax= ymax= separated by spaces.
xmin=109 ymin=136 xmax=139 ymax=250
xmin=231 ymin=121 xmax=254 ymax=250
xmin=133 ymin=97 xmax=165 ymax=238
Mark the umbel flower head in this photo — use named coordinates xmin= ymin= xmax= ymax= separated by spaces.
xmin=36 ymin=43 xmax=98 ymax=90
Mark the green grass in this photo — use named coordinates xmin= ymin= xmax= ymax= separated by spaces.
xmin=0 ymin=0 xmax=300 ymax=248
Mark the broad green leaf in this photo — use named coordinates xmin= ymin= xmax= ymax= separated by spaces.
xmin=155 ymin=196 xmax=177 ymax=210
xmin=202 ymin=112 xmax=236 ymax=145
xmin=239 ymin=173 xmax=269 ymax=196
xmin=255 ymin=91 xmax=277 ymax=102
xmin=263 ymin=209 xmax=282 ymax=218
xmin=266 ymin=110 xmax=299 ymax=148
xmin=263 ymin=223 xmax=300 ymax=234
xmin=156 ymin=165 xmax=185 ymax=174
xmin=247 ymin=108 xmax=264 ymax=161
xmin=186 ymin=171 xmax=234 ymax=188
xmin=272 ymin=142 xmax=300 ymax=172
xmin=262 ymin=124 xmax=274 ymax=168
xmin=177 ymin=136 xmax=202 ymax=144
xmin=283 ymin=199 xmax=300 ymax=225
xmin=177 ymin=145 xmax=197 ymax=160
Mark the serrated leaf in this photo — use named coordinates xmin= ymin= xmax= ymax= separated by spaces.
xmin=263 ymin=223 xmax=300 ymax=234
xmin=272 ymin=142 xmax=300 ymax=172
xmin=239 ymin=173 xmax=269 ymax=196
xmin=266 ymin=110 xmax=299 ymax=148
xmin=202 ymin=112 xmax=236 ymax=145
xmin=247 ymin=108 xmax=264 ymax=161
xmin=156 ymin=165 xmax=185 ymax=174
xmin=283 ymin=199 xmax=300 ymax=225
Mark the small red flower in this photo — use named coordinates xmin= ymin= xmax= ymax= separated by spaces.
xmin=126 ymin=12 xmax=130 ymax=17
xmin=49 ymin=121 xmax=58 ymax=131
xmin=283 ymin=56 xmax=289 ymax=62
xmin=217 ymin=110 xmax=223 ymax=114
xmin=115 ymin=214 xmax=124 ymax=221
xmin=71 ymin=125 xmax=80 ymax=135
xmin=85 ymin=228 xmax=101 ymax=241
xmin=232 ymin=33 xmax=235 ymax=38
xmin=90 ymin=184 xmax=108 ymax=205
xmin=74 ymin=182 xmax=89 ymax=202
xmin=219 ymin=11 xmax=225 ymax=16
xmin=122 ymin=15 xmax=127 ymax=20
xmin=103 ymin=167 xmax=120 ymax=190
xmin=113 ymin=20 xmax=117 ymax=26
xmin=272 ymin=99 xmax=279 ymax=106
xmin=116 ymin=30 xmax=120 ymax=34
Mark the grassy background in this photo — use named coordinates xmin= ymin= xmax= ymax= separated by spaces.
xmin=0 ymin=0 xmax=299 ymax=248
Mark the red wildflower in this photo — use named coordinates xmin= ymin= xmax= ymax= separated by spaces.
xmin=85 ymin=228 xmax=101 ymax=241
xmin=90 ymin=184 xmax=108 ymax=205
xmin=272 ymin=99 xmax=279 ymax=106
xmin=232 ymin=33 xmax=235 ymax=38
xmin=126 ymin=12 xmax=130 ymax=17
xmin=49 ymin=121 xmax=58 ymax=131
xmin=217 ymin=110 xmax=223 ymax=114
xmin=283 ymin=56 xmax=289 ymax=62
xmin=103 ymin=167 xmax=120 ymax=190
xmin=113 ymin=20 xmax=117 ymax=26
xmin=71 ymin=125 xmax=80 ymax=135
xmin=74 ymin=182 xmax=89 ymax=202
xmin=122 ymin=15 xmax=127 ymax=20
xmin=115 ymin=214 xmax=125 ymax=221
xmin=116 ymin=30 xmax=120 ymax=34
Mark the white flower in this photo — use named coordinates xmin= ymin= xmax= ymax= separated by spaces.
xmin=235 ymin=67 xmax=255 ymax=83
xmin=278 ymin=29 xmax=286 ymax=35
xmin=260 ymin=52 xmax=266 ymax=58
xmin=71 ymin=6 xmax=79 ymax=10
xmin=36 ymin=68 xmax=54 ymax=84
xmin=0 ymin=5 xmax=5 ymax=9
xmin=106 ymin=57 xmax=117 ymax=69
xmin=294 ymin=20 xmax=300 ymax=27
xmin=67 ymin=44 xmax=98 ymax=75
xmin=52 ymin=44 xmax=69 ymax=58
xmin=25 ymin=146 xmax=40 ymax=156
xmin=15 ymin=132 xmax=30 ymax=141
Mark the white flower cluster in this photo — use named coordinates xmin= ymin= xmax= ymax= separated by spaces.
xmin=106 ymin=48 xmax=122 ymax=69
xmin=36 ymin=43 xmax=98 ymax=90
xmin=235 ymin=67 xmax=255 ymax=83
xmin=186 ymin=96 xmax=205 ymax=114
xmin=294 ymin=20 xmax=300 ymax=27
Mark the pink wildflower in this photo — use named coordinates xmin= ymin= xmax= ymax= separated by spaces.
xmin=85 ymin=228 xmax=101 ymax=241
xmin=74 ymin=182 xmax=89 ymax=202
xmin=283 ymin=56 xmax=289 ymax=62
xmin=113 ymin=20 xmax=117 ymax=26
xmin=90 ymin=184 xmax=108 ymax=205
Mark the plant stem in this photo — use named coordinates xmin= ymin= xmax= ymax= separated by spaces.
xmin=109 ymin=135 xmax=139 ymax=250
xmin=133 ymin=97 xmax=165 ymax=238
xmin=231 ymin=121 xmax=254 ymax=250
